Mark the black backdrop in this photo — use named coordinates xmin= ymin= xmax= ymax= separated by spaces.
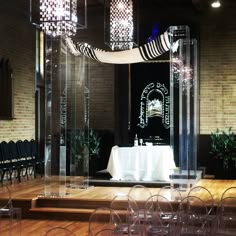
xmin=130 ymin=62 xmax=170 ymax=145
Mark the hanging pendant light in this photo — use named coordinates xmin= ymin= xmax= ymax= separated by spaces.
xmin=40 ymin=0 xmax=79 ymax=37
xmin=30 ymin=0 xmax=87 ymax=37
xmin=104 ymin=0 xmax=138 ymax=50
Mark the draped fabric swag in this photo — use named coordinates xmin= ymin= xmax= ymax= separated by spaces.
xmin=65 ymin=30 xmax=171 ymax=64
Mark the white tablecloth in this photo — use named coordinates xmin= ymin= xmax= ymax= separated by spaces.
xmin=107 ymin=145 xmax=176 ymax=182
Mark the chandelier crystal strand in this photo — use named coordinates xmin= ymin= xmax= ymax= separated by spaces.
xmin=40 ymin=0 xmax=78 ymax=37
xmin=110 ymin=0 xmax=134 ymax=50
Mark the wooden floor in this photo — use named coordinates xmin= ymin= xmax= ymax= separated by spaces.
xmin=3 ymin=177 xmax=236 ymax=203
xmin=0 ymin=219 xmax=89 ymax=236
xmin=1 ymin=177 xmax=236 ymax=236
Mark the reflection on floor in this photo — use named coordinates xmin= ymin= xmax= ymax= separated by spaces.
xmin=1 ymin=177 xmax=236 ymax=236
xmin=0 ymin=177 xmax=236 ymax=220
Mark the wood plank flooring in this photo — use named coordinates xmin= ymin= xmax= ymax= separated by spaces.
xmin=0 ymin=219 xmax=89 ymax=236
xmin=0 ymin=178 xmax=236 ymax=235
xmin=3 ymin=177 xmax=236 ymax=203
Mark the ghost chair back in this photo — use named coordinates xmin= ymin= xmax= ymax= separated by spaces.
xmin=0 ymin=185 xmax=22 ymax=236
xmin=213 ymin=197 xmax=236 ymax=236
xmin=145 ymin=194 xmax=175 ymax=236
xmin=88 ymin=207 xmax=122 ymax=236
xmin=94 ymin=228 xmax=114 ymax=236
xmin=177 ymin=195 xmax=209 ymax=236
xmin=45 ymin=226 xmax=76 ymax=236
xmin=110 ymin=193 xmax=145 ymax=235
xmin=187 ymin=186 xmax=215 ymax=215
xmin=221 ymin=187 xmax=236 ymax=200
xmin=128 ymin=185 xmax=153 ymax=224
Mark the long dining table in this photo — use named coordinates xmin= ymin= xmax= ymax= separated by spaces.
xmin=107 ymin=145 xmax=176 ymax=182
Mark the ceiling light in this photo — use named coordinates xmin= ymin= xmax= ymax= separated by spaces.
xmin=211 ymin=0 xmax=221 ymax=8
xmin=30 ymin=0 xmax=87 ymax=37
xmin=39 ymin=0 xmax=78 ymax=37
xmin=104 ymin=0 xmax=138 ymax=50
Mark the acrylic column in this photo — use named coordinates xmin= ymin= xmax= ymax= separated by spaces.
xmin=29 ymin=0 xmax=89 ymax=196
xmin=44 ymin=35 xmax=90 ymax=197
xmin=169 ymin=25 xmax=199 ymax=188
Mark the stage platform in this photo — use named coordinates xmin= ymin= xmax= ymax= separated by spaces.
xmin=87 ymin=178 xmax=169 ymax=187
xmin=1 ymin=177 xmax=236 ymax=221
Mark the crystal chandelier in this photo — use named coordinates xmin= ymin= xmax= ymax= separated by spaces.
xmin=40 ymin=0 xmax=78 ymax=37
xmin=105 ymin=0 xmax=138 ymax=50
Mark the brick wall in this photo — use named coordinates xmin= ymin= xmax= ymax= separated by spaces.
xmin=199 ymin=9 xmax=236 ymax=134
xmin=0 ymin=2 xmax=236 ymax=143
xmin=0 ymin=0 xmax=35 ymax=142
xmin=89 ymin=61 xmax=115 ymax=130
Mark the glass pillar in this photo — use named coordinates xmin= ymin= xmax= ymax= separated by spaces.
xmin=169 ymin=26 xmax=199 ymax=188
xmin=44 ymin=35 xmax=66 ymax=197
xmin=43 ymin=35 xmax=90 ymax=197
xmin=68 ymin=55 xmax=90 ymax=188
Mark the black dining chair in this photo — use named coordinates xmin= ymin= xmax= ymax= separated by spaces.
xmin=16 ymin=140 xmax=31 ymax=180
xmin=0 ymin=141 xmax=21 ymax=184
xmin=29 ymin=139 xmax=44 ymax=178
xmin=8 ymin=140 xmax=25 ymax=183
xmin=23 ymin=139 xmax=36 ymax=178
xmin=0 ymin=142 xmax=12 ymax=183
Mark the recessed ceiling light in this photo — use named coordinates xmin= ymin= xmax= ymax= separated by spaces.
xmin=211 ymin=0 xmax=221 ymax=8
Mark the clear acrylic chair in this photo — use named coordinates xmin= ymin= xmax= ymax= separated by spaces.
xmin=158 ymin=185 xmax=183 ymax=224
xmin=94 ymin=228 xmax=114 ymax=236
xmin=187 ymin=186 xmax=215 ymax=215
xmin=110 ymin=193 xmax=145 ymax=235
xmin=177 ymin=195 xmax=209 ymax=236
xmin=128 ymin=185 xmax=153 ymax=224
xmin=221 ymin=187 xmax=236 ymax=200
xmin=145 ymin=194 xmax=174 ymax=236
xmin=88 ymin=207 xmax=122 ymax=236
xmin=0 ymin=185 xmax=22 ymax=236
xmin=187 ymin=185 xmax=215 ymax=235
xmin=212 ymin=197 xmax=236 ymax=236
xmin=158 ymin=185 xmax=183 ymax=203
xmin=45 ymin=226 xmax=76 ymax=235
xmin=158 ymin=185 xmax=183 ymax=216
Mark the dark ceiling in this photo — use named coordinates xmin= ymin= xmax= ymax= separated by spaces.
xmin=1 ymin=0 xmax=235 ymax=20
xmin=0 ymin=0 xmax=235 ymax=33
xmin=90 ymin=0 xmax=236 ymax=10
